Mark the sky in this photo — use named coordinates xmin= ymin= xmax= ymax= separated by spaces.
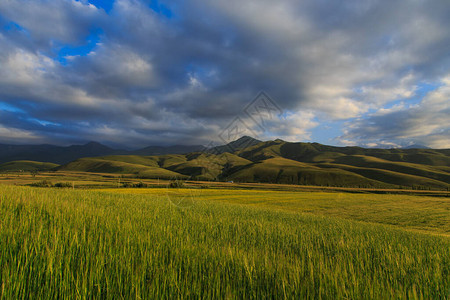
xmin=0 ymin=0 xmax=449 ymax=149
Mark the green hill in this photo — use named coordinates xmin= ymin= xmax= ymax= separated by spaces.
xmin=331 ymin=155 xmax=450 ymax=182
xmin=0 ymin=160 xmax=59 ymax=172
xmin=56 ymin=138 xmax=450 ymax=189
xmin=276 ymin=142 xmax=450 ymax=166
xmin=167 ymin=152 xmax=252 ymax=180
xmin=58 ymin=157 xmax=184 ymax=179
xmin=228 ymin=157 xmax=393 ymax=187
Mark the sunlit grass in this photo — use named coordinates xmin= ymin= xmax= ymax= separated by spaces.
xmin=1 ymin=185 xmax=449 ymax=298
xmin=98 ymin=188 xmax=450 ymax=235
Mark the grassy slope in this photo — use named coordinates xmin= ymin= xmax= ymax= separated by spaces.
xmin=238 ymin=141 xmax=450 ymax=188
xmin=332 ymin=155 xmax=450 ymax=182
xmin=94 ymin=155 xmax=160 ymax=167
xmin=318 ymin=163 xmax=449 ymax=189
xmin=1 ymin=185 xmax=448 ymax=298
xmin=0 ymin=160 xmax=59 ymax=172
xmin=56 ymin=140 xmax=450 ymax=189
xmin=277 ymin=142 xmax=450 ymax=166
xmin=58 ymin=157 xmax=183 ymax=179
xmin=166 ymin=152 xmax=252 ymax=180
xmin=151 ymin=154 xmax=188 ymax=168
xmin=229 ymin=157 xmax=393 ymax=187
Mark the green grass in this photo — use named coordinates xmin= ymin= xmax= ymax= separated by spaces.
xmin=167 ymin=152 xmax=251 ymax=180
xmin=94 ymin=155 xmax=161 ymax=167
xmin=97 ymin=188 xmax=450 ymax=236
xmin=0 ymin=160 xmax=59 ymax=172
xmin=58 ymin=157 xmax=182 ymax=179
xmin=1 ymin=185 xmax=449 ymax=298
xmin=230 ymin=157 xmax=393 ymax=187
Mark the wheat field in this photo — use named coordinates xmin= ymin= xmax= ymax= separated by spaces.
xmin=1 ymin=185 xmax=449 ymax=298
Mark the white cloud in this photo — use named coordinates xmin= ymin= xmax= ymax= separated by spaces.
xmin=0 ymin=0 xmax=104 ymax=46
xmin=255 ymin=110 xmax=318 ymax=142
xmin=339 ymin=76 xmax=450 ymax=148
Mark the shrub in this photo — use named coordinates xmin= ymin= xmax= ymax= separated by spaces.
xmin=133 ymin=181 xmax=147 ymax=188
xmin=121 ymin=181 xmax=148 ymax=188
xmin=54 ymin=182 xmax=73 ymax=188
xmin=30 ymin=180 xmax=53 ymax=187
xmin=168 ymin=180 xmax=185 ymax=188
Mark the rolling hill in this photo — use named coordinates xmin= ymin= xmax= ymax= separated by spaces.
xmin=4 ymin=137 xmax=449 ymax=189
xmin=0 ymin=160 xmax=59 ymax=172
xmin=58 ymin=157 xmax=184 ymax=179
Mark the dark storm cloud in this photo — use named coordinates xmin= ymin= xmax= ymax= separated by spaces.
xmin=0 ymin=0 xmax=449 ymax=147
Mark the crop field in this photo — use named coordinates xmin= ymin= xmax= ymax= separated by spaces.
xmin=102 ymin=188 xmax=450 ymax=236
xmin=1 ymin=184 xmax=449 ymax=298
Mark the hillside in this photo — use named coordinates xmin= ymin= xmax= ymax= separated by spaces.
xmin=54 ymin=137 xmax=450 ymax=189
xmin=228 ymin=157 xmax=394 ymax=188
xmin=0 ymin=142 xmax=204 ymax=164
xmin=0 ymin=160 xmax=59 ymax=172
xmin=58 ymin=157 xmax=184 ymax=179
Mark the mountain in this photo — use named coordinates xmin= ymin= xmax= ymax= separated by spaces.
xmin=56 ymin=137 xmax=450 ymax=189
xmin=208 ymin=136 xmax=262 ymax=154
xmin=0 ymin=142 xmax=204 ymax=164
xmin=133 ymin=145 xmax=205 ymax=155
xmin=2 ymin=137 xmax=449 ymax=189
xmin=0 ymin=142 xmax=119 ymax=165
xmin=0 ymin=138 xmax=255 ymax=164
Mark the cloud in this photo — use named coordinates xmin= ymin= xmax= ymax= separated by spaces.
xmin=0 ymin=0 xmax=104 ymax=47
xmin=258 ymin=110 xmax=319 ymax=142
xmin=338 ymin=76 xmax=450 ymax=148
xmin=0 ymin=0 xmax=449 ymax=147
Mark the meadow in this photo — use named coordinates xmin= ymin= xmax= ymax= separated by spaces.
xmin=1 ymin=184 xmax=449 ymax=298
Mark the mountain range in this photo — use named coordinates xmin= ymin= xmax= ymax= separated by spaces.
xmin=1 ymin=136 xmax=449 ymax=189
xmin=0 ymin=141 xmax=204 ymax=164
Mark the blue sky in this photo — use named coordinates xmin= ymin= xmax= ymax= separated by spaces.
xmin=0 ymin=0 xmax=449 ymax=148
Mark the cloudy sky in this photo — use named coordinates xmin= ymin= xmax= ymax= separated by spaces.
xmin=0 ymin=0 xmax=449 ymax=149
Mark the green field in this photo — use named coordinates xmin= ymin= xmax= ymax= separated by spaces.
xmin=1 ymin=185 xmax=449 ymax=298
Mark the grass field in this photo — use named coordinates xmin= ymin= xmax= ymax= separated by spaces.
xmin=1 ymin=184 xmax=449 ymax=298
xmin=103 ymin=188 xmax=450 ymax=236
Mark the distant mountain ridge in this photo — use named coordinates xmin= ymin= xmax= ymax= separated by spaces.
xmin=1 ymin=137 xmax=449 ymax=189
xmin=0 ymin=142 xmax=204 ymax=164
xmin=133 ymin=145 xmax=205 ymax=156
xmin=53 ymin=137 xmax=450 ymax=189
xmin=0 ymin=137 xmax=259 ymax=164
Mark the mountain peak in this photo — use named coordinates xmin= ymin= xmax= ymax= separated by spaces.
xmin=229 ymin=136 xmax=261 ymax=147
xmin=79 ymin=141 xmax=111 ymax=149
xmin=206 ymin=136 xmax=262 ymax=154
xmin=83 ymin=141 xmax=105 ymax=147
xmin=237 ymin=135 xmax=255 ymax=140
xmin=233 ymin=136 xmax=260 ymax=143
